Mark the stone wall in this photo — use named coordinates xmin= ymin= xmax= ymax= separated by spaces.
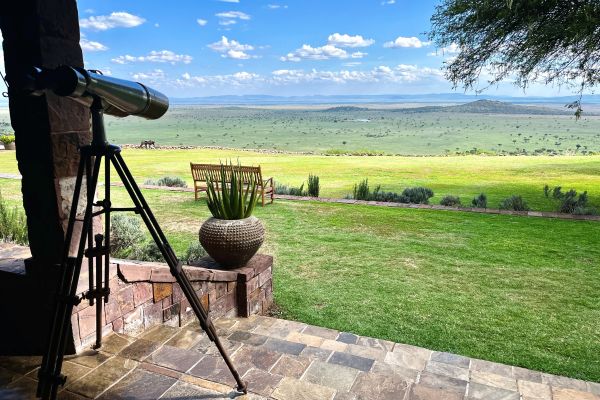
xmin=70 ymin=255 xmax=273 ymax=351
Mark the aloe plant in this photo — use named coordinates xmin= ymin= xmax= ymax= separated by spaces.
xmin=205 ymin=163 xmax=258 ymax=219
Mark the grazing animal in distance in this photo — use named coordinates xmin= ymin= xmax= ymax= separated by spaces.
xmin=139 ymin=140 xmax=156 ymax=149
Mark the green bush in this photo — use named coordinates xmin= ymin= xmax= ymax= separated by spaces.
xmin=156 ymin=176 xmax=187 ymax=188
xmin=499 ymin=195 xmax=530 ymax=211
xmin=0 ymin=134 xmax=15 ymax=145
xmin=307 ymin=174 xmax=320 ymax=197
xmin=131 ymin=241 xmax=164 ymax=262
xmin=544 ymin=185 xmax=596 ymax=214
xmin=205 ymin=162 xmax=258 ymax=219
xmin=371 ymin=186 xmax=405 ymax=203
xmin=353 ymin=179 xmax=371 ymax=201
xmin=440 ymin=195 xmax=461 ymax=207
xmin=472 ymin=193 xmax=487 ymax=208
xmin=401 ymin=187 xmax=434 ymax=204
xmin=110 ymin=214 xmax=145 ymax=257
xmin=184 ymin=241 xmax=207 ymax=264
xmin=274 ymin=183 xmax=305 ymax=196
xmin=0 ymin=192 xmax=28 ymax=245
xmin=143 ymin=178 xmax=158 ymax=186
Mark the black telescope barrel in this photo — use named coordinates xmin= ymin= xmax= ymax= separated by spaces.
xmin=49 ymin=66 xmax=169 ymax=120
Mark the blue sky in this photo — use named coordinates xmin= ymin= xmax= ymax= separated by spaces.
xmin=17 ymin=1 xmax=576 ymax=97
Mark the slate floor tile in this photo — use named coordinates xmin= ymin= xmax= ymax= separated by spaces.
xmin=1 ymin=376 xmax=38 ymax=400
xmin=303 ymin=325 xmax=339 ymax=340
xmin=425 ymin=360 xmax=469 ymax=381
xmin=119 ymin=339 xmax=160 ymax=361
xmin=187 ymin=355 xmax=236 ymax=386
xmin=242 ymin=368 xmax=283 ymax=396
xmin=0 ymin=356 xmax=42 ymax=375
xmin=269 ymin=355 xmax=312 ymax=379
xmin=371 ymin=361 xmax=419 ymax=382
xmin=66 ymin=356 xmax=138 ymax=399
xmin=285 ymin=331 xmax=325 ymax=347
xmin=517 ymin=380 xmax=552 ymax=400
xmin=542 ymin=374 xmax=589 ymax=391
xmin=99 ymin=333 xmax=133 ymax=354
xmin=408 ymin=384 xmax=464 ymax=400
xmin=160 ymin=380 xmax=230 ymax=399
xmin=67 ymin=351 xmax=111 ymax=369
xmin=351 ymin=371 xmax=410 ymax=400
xmin=0 ymin=366 xmax=21 ymax=386
xmin=356 ymin=337 xmax=394 ymax=352
xmin=467 ymin=382 xmax=519 ymax=400
xmin=271 ymin=376 xmax=336 ymax=400
xmin=471 ymin=359 xmax=513 ymax=377
xmin=164 ymin=328 xmax=202 ymax=349
xmin=230 ymin=345 xmax=282 ymax=374
xmin=299 ymin=346 xmax=332 ymax=361
xmin=551 ymin=388 xmax=600 ymax=400
xmin=418 ymin=372 xmax=467 ymax=395
xmin=385 ymin=345 xmax=430 ymax=370
xmin=97 ymin=368 xmax=176 ymax=400
xmin=512 ymin=366 xmax=542 ymax=383
xmin=430 ymin=351 xmax=471 ymax=368
xmin=302 ymin=360 xmax=359 ymax=391
xmin=346 ymin=344 xmax=387 ymax=362
xmin=191 ymin=334 xmax=242 ymax=356
xmin=261 ymin=337 xmax=305 ymax=356
xmin=328 ymin=351 xmax=374 ymax=372
xmin=228 ymin=331 xmax=268 ymax=346
xmin=140 ymin=325 xmax=179 ymax=344
xmin=470 ymin=370 xmax=518 ymax=391
xmin=337 ymin=332 xmax=359 ymax=345
xmin=146 ymin=344 xmax=203 ymax=373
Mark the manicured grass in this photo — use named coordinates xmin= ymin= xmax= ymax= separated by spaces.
xmin=2 ymin=149 xmax=598 ymax=211
xmin=2 ymin=177 xmax=596 ymax=380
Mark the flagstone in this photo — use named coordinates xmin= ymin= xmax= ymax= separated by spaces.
xmin=228 ymin=331 xmax=269 ymax=346
xmin=269 ymin=355 xmax=312 ymax=379
xmin=346 ymin=343 xmax=387 ymax=362
xmin=470 ymin=369 xmax=517 ymax=391
xmin=337 ymin=332 xmax=359 ymax=345
xmin=140 ymin=325 xmax=179 ymax=344
xmin=552 ymin=388 xmax=600 ymax=400
xmin=467 ymin=382 xmax=519 ymax=400
xmin=160 ymin=380 xmax=230 ymax=399
xmin=303 ymin=325 xmax=339 ymax=340
xmin=119 ymin=339 xmax=160 ymax=361
xmin=261 ymin=337 xmax=305 ymax=356
xmin=230 ymin=345 xmax=282 ymax=374
xmin=424 ymin=360 xmax=469 ymax=381
xmin=164 ymin=328 xmax=202 ymax=349
xmin=542 ymin=373 xmax=589 ymax=391
xmin=271 ymin=376 xmax=336 ymax=400
xmin=66 ymin=356 xmax=138 ymax=398
xmin=97 ymin=368 xmax=176 ymax=399
xmin=328 ymin=351 xmax=374 ymax=372
xmin=302 ymin=360 xmax=359 ymax=391
xmin=350 ymin=371 xmax=410 ymax=400
xmin=518 ymin=380 xmax=552 ymax=400
xmin=417 ymin=372 xmax=467 ymax=395
xmin=299 ymin=346 xmax=332 ymax=361
xmin=146 ymin=344 xmax=203 ymax=373
xmin=242 ymin=368 xmax=283 ymax=396
xmin=430 ymin=351 xmax=471 ymax=368
xmin=68 ymin=351 xmax=111 ymax=369
xmin=370 ymin=361 xmax=419 ymax=382
xmin=286 ymin=331 xmax=325 ymax=347
xmin=356 ymin=337 xmax=394 ymax=352
xmin=408 ymin=384 xmax=464 ymax=400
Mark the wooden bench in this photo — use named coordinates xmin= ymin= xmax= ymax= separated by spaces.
xmin=190 ymin=163 xmax=274 ymax=206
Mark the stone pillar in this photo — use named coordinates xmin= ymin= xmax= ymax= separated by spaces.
xmin=1 ymin=0 xmax=90 ymax=264
xmin=0 ymin=0 xmax=89 ymax=354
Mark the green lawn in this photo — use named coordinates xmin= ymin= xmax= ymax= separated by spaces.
xmin=2 ymin=149 xmax=599 ymax=211
xmin=2 ymin=177 xmax=598 ymax=381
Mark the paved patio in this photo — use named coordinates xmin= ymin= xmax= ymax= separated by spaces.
xmin=1 ymin=315 xmax=599 ymax=400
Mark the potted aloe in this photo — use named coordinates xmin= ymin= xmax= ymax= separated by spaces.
xmin=199 ymin=163 xmax=264 ymax=268
xmin=0 ymin=134 xmax=15 ymax=150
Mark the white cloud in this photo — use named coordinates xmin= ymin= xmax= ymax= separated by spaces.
xmin=215 ymin=11 xmax=250 ymax=26
xmin=112 ymin=50 xmax=192 ymax=64
xmin=80 ymin=12 xmax=145 ymax=31
xmin=281 ymin=44 xmax=366 ymax=62
xmin=80 ymin=38 xmax=108 ymax=52
xmin=132 ymin=69 xmax=166 ymax=81
xmin=208 ymin=36 xmax=256 ymax=59
xmin=381 ymin=0 xmax=395 ymax=4
xmin=343 ymin=62 xmax=362 ymax=67
xmin=267 ymin=4 xmax=288 ymax=9
xmin=218 ymin=0 xmax=239 ymax=2
xmin=383 ymin=36 xmax=431 ymax=48
xmin=177 ymin=71 xmax=261 ymax=86
xmin=197 ymin=19 xmax=208 ymax=26
xmin=327 ymin=33 xmax=374 ymax=48
xmin=428 ymin=43 xmax=461 ymax=56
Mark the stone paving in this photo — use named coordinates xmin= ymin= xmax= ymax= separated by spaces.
xmin=1 ymin=316 xmax=599 ymax=400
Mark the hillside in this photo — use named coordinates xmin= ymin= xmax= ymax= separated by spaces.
xmin=397 ymin=100 xmax=573 ymax=115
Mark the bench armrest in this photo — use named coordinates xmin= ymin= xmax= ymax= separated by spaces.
xmin=262 ymin=177 xmax=273 ymax=187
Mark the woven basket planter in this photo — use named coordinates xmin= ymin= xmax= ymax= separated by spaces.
xmin=199 ymin=216 xmax=264 ymax=268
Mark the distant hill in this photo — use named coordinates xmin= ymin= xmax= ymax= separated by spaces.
xmin=398 ymin=99 xmax=573 ymax=115
xmin=323 ymin=106 xmax=370 ymax=112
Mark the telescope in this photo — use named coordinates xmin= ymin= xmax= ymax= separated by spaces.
xmin=22 ymin=65 xmax=169 ymax=120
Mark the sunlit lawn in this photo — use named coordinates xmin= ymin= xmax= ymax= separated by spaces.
xmin=1 ymin=149 xmax=600 ymax=211
xmin=2 ymin=177 xmax=598 ymax=381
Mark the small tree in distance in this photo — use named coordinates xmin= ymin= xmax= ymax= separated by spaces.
xmin=429 ymin=1 xmax=600 ymax=117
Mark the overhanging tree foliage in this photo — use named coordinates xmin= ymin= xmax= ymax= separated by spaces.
xmin=429 ymin=0 xmax=600 ymax=116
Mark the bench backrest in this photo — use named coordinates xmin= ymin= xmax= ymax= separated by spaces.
xmin=190 ymin=163 xmax=263 ymax=185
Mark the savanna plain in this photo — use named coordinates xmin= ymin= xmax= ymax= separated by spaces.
xmin=0 ymin=103 xmax=598 ymax=381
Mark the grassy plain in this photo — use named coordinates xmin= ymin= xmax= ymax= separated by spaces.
xmin=2 ymin=149 xmax=598 ymax=211
xmin=2 ymin=177 xmax=599 ymax=381
xmin=3 ymin=106 xmax=599 ymax=155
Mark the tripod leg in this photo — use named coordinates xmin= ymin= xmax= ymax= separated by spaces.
xmin=110 ymin=152 xmax=248 ymax=393
xmin=37 ymin=153 xmax=103 ymax=400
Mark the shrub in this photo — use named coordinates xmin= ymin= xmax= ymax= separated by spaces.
xmin=156 ymin=176 xmax=187 ymax=188
xmin=110 ymin=214 xmax=145 ymax=257
xmin=184 ymin=241 xmax=207 ymax=264
xmin=143 ymin=178 xmax=158 ymax=186
xmin=307 ymin=174 xmax=320 ymax=197
xmin=544 ymin=185 xmax=595 ymax=214
xmin=472 ymin=193 xmax=487 ymax=208
xmin=499 ymin=195 xmax=530 ymax=211
xmin=0 ymin=192 xmax=28 ymax=245
xmin=353 ymin=179 xmax=371 ymax=201
xmin=573 ymin=206 xmax=598 ymax=216
xmin=131 ymin=241 xmax=163 ymax=262
xmin=371 ymin=186 xmax=406 ymax=203
xmin=440 ymin=195 xmax=461 ymax=207
xmin=0 ymin=134 xmax=15 ymax=145
xmin=275 ymin=183 xmax=305 ymax=196
xmin=205 ymin=162 xmax=258 ymax=219
xmin=401 ymin=187 xmax=434 ymax=204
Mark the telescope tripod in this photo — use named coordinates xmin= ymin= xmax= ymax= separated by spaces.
xmin=36 ymin=97 xmax=248 ymax=400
